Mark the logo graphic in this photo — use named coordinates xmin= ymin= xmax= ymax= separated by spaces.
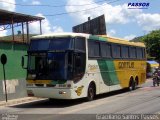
xmin=128 ymin=2 xmax=150 ymax=9
xmin=75 ymin=86 xmax=84 ymax=96
xmin=88 ymin=64 xmax=98 ymax=72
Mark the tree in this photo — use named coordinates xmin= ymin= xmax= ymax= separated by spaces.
xmin=140 ymin=30 xmax=160 ymax=62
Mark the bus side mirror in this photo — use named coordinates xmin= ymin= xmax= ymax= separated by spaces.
xmin=22 ymin=56 xmax=27 ymax=69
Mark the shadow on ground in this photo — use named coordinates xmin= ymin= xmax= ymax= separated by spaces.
xmin=10 ymin=88 xmax=131 ymax=109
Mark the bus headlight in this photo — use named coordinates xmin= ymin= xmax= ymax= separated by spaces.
xmin=59 ymin=91 xmax=67 ymax=94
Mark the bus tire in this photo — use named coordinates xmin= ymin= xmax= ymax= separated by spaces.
xmin=87 ymin=83 xmax=96 ymax=101
xmin=135 ymin=77 xmax=139 ymax=89
xmin=129 ymin=79 xmax=135 ymax=91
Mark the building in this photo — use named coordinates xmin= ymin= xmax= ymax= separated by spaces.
xmin=0 ymin=9 xmax=44 ymax=101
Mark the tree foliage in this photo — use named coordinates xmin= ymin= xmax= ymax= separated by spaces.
xmin=139 ymin=29 xmax=160 ymax=61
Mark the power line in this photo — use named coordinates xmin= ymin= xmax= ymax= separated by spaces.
xmin=0 ymin=0 xmax=113 ymax=7
xmin=44 ymin=0 xmax=121 ymax=17
xmin=0 ymin=0 xmax=121 ymax=17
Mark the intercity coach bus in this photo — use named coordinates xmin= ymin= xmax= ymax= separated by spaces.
xmin=22 ymin=33 xmax=146 ymax=101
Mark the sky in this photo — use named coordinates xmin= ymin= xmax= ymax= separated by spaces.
xmin=0 ymin=0 xmax=160 ymax=40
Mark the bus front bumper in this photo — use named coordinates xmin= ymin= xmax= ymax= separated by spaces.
xmin=26 ymin=87 xmax=74 ymax=99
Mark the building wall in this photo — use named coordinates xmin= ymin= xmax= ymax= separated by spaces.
xmin=0 ymin=42 xmax=28 ymax=101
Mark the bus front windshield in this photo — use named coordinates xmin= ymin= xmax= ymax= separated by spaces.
xmin=29 ymin=37 xmax=73 ymax=51
xmin=27 ymin=37 xmax=86 ymax=81
xmin=27 ymin=52 xmax=68 ymax=80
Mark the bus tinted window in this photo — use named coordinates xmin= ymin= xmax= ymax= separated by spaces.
xmin=121 ymin=46 xmax=129 ymax=58
xmin=49 ymin=38 xmax=72 ymax=50
xmin=112 ymin=44 xmax=121 ymax=58
xmin=137 ymin=47 xmax=143 ymax=59
xmin=143 ymin=48 xmax=146 ymax=59
xmin=88 ymin=40 xmax=100 ymax=57
xmin=101 ymin=43 xmax=111 ymax=58
xmin=129 ymin=47 xmax=136 ymax=58
xmin=75 ymin=37 xmax=86 ymax=52
xmin=30 ymin=39 xmax=49 ymax=50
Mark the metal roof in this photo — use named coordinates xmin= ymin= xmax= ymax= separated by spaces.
xmin=0 ymin=9 xmax=44 ymax=25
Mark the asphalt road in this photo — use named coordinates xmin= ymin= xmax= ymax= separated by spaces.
xmin=0 ymin=79 xmax=160 ymax=120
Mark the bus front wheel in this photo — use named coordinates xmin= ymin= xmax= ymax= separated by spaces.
xmin=87 ymin=83 xmax=96 ymax=101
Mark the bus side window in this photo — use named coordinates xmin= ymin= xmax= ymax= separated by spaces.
xmin=75 ymin=37 xmax=86 ymax=52
xmin=136 ymin=47 xmax=143 ymax=59
xmin=129 ymin=47 xmax=136 ymax=59
xmin=121 ymin=46 xmax=129 ymax=59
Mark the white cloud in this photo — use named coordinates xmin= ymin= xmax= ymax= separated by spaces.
xmin=136 ymin=13 xmax=160 ymax=32
xmin=66 ymin=0 xmax=160 ymax=38
xmin=0 ymin=0 xmax=15 ymax=11
xmin=53 ymin=26 xmax=64 ymax=33
xmin=66 ymin=0 xmax=142 ymax=25
xmin=103 ymin=4 xmax=142 ymax=24
xmin=32 ymin=0 xmax=41 ymax=5
xmin=66 ymin=0 xmax=99 ymax=23
xmin=107 ymin=29 xmax=116 ymax=36
xmin=124 ymin=34 xmax=136 ymax=40
xmin=0 ymin=30 xmax=7 ymax=37
xmin=67 ymin=0 xmax=99 ymax=23
xmin=29 ymin=13 xmax=64 ymax=34
xmin=29 ymin=14 xmax=52 ymax=34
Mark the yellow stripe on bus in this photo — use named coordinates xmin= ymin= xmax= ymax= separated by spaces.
xmin=113 ymin=60 xmax=146 ymax=88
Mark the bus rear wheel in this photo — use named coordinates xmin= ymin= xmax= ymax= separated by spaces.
xmin=87 ymin=83 xmax=95 ymax=101
xmin=129 ymin=80 xmax=135 ymax=91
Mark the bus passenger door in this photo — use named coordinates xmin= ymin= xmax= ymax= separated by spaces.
xmin=73 ymin=52 xmax=86 ymax=83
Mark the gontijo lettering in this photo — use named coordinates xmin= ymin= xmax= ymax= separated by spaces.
xmin=119 ymin=62 xmax=134 ymax=69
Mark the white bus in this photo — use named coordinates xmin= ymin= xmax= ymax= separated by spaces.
xmin=22 ymin=33 xmax=146 ymax=101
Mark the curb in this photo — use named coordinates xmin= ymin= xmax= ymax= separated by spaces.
xmin=0 ymin=97 xmax=45 ymax=107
